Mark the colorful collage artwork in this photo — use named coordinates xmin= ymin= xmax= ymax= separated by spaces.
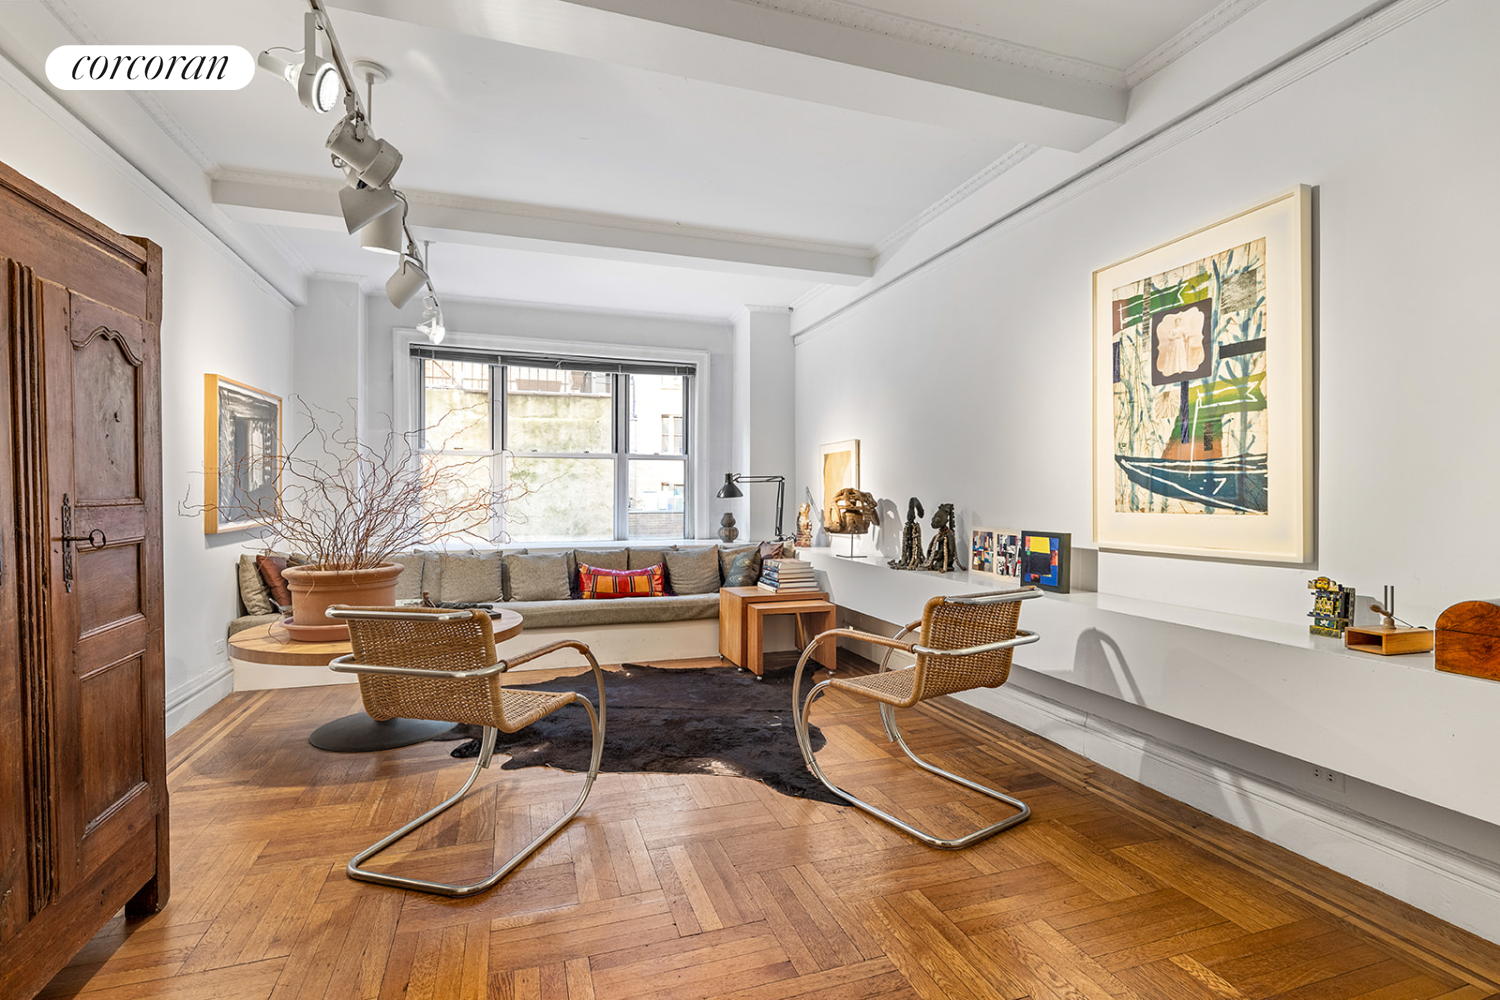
xmin=1019 ymin=531 xmax=1070 ymax=593
xmin=970 ymin=527 xmax=1023 ymax=580
xmin=1111 ymin=238 xmax=1269 ymax=516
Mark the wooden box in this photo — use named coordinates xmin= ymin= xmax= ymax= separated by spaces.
xmin=1343 ymin=625 xmax=1433 ymax=655
xmin=1436 ymin=601 xmax=1500 ymax=681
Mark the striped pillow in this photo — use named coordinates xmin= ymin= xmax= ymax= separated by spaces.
xmin=578 ymin=562 xmax=665 ymax=599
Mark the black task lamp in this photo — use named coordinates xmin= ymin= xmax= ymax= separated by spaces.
xmin=716 ymin=473 xmax=785 ymax=540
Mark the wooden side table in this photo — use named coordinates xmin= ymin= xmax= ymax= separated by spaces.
xmin=746 ymin=599 xmax=837 ymax=677
xmin=719 ymin=586 xmax=830 ymax=667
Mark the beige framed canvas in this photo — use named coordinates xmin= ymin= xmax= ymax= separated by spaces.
xmin=819 ymin=439 xmax=859 ymax=530
xmin=1093 ymin=186 xmax=1312 ymax=562
xmin=204 ymin=374 xmax=281 ymax=534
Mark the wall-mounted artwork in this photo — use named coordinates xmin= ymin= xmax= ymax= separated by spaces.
xmin=1020 ymin=531 xmax=1070 ymax=593
xmin=204 ymin=374 xmax=281 ymax=534
xmin=819 ymin=439 xmax=859 ymax=530
xmin=1093 ymin=186 xmax=1311 ymax=562
xmin=971 ymin=526 xmax=1023 ymax=581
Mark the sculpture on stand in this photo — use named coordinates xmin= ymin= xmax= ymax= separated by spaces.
xmin=888 ymin=497 xmax=925 ymax=570
xmin=922 ymin=503 xmax=964 ymax=573
xmin=825 ymin=487 xmax=879 ymax=558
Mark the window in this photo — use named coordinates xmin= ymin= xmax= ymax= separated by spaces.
xmin=416 ymin=350 xmax=693 ymax=542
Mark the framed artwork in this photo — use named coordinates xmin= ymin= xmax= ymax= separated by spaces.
xmin=819 ymin=439 xmax=859 ymax=530
xmin=971 ymin=526 xmax=1023 ymax=580
xmin=1093 ymin=186 xmax=1311 ymax=562
xmin=1020 ymin=530 xmax=1070 ymax=593
xmin=204 ymin=374 xmax=281 ymax=534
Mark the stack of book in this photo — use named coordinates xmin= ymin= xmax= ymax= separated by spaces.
xmin=758 ymin=558 xmax=819 ymax=593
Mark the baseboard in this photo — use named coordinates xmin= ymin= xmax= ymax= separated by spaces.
xmin=166 ymin=662 xmax=235 ymax=735
xmin=963 ymin=680 xmax=1500 ymax=944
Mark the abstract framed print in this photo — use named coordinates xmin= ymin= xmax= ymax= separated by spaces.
xmin=1093 ymin=186 xmax=1311 ymax=562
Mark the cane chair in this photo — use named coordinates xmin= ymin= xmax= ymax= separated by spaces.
xmin=792 ymin=587 xmax=1041 ymax=848
xmin=324 ymin=605 xmax=606 ymax=897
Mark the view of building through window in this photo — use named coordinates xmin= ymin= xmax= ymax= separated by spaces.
xmin=419 ymin=356 xmax=689 ymax=542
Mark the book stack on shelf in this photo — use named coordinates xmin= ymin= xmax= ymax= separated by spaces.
xmin=758 ymin=558 xmax=819 ymax=593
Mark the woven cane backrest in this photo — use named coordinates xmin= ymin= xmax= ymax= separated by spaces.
xmin=913 ymin=589 xmax=1027 ymax=700
xmin=338 ymin=606 xmax=501 ymax=728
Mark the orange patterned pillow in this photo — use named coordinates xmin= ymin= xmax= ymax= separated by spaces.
xmin=578 ymin=562 xmax=665 ymax=599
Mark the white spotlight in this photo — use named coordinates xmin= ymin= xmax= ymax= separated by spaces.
xmin=338 ymin=182 xmax=401 ymax=234
xmin=359 ymin=205 xmax=404 ymax=253
xmin=416 ymin=295 xmax=445 ymax=344
xmin=386 ymin=255 xmax=429 ymax=308
xmin=256 ymin=12 xmax=342 ymax=113
xmin=327 ymin=115 xmax=402 ymax=188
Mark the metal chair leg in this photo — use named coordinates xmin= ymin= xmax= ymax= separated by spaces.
xmin=792 ymin=630 xmax=1029 ymax=849
xmin=348 ymin=693 xmax=604 ymax=897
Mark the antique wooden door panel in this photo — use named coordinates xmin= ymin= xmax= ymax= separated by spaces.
xmin=42 ymin=285 xmax=163 ymax=898
xmin=0 ymin=261 xmax=28 ymax=945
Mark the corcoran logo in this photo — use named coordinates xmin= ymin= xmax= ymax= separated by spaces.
xmin=46 ymin=45 xmax=254 ymax=90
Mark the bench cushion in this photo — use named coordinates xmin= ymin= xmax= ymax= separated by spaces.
xmin=502 ymin=592 xmax=718 ymax=629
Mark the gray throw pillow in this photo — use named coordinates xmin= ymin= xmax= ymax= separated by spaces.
xmin=507 ymin=552 xmax=571 ymax=601
xmin=628 ymin=548 xmax=669 ymax=570
xmin=576 ymin=547 xmax=628 ymax=571
xmin=500 ymin=547 xmax=528 ymax=600
xmin=664 ymin=547 xmax=721 ymax=595
xmin=437 ymin=550 xmax=502 ymax=604
xmin=238 ymin=554 xmax=275 ymax=616
xmin=718 ymin=544 xmax=757 ymax=584
xmin=722 ymin=549 xmax=762 ymax=588
xmin=390 ymin=553 xmax=423 ymax=602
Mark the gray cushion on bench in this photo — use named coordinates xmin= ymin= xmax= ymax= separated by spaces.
xmin=502 ymin=592 xmax=718 ymax=629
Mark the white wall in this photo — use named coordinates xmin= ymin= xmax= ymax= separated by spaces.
xmin=0 ymin=57 xmax=296 ymax=733
xmin=727 ymin=306 xmax=795 ymax=542
xmin=793 ymin=0 xmax=1500 ymax=937
xmin=363 ymin=294 xmax=734 ymax=540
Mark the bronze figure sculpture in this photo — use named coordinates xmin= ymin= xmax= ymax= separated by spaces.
xmin=888 ymin=497 xmax=925 ymax=570
xmin=923 ymin=502 xmax=964 ymax=573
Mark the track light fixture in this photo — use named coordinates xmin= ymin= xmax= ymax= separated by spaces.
xmin=256 ymin=11 xmax=342 ymax=113
xmin=338 ymin=181 xmax=402 ymax=235
xmin=327 ymin=114 xmax=402 ymax=189
xmin=359 ymin=204 xmax=405 ymax=253
xmin=386 ymin=245 xmax=429 ymax=309
xmin=416 ymin=294 xmax=445 ymax=344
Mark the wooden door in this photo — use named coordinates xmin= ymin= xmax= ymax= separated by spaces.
xmin=0 ymin=159 xmax=166 ymax=1000
xmin=43 ymin=284 xmax=166 ymax=903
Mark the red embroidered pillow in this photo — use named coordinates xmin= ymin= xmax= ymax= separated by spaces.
xmin=578 ymin=562 xmax=665 ymax=599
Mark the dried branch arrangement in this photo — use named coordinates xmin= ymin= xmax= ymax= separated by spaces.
xmin=187 ymin=399 xmax=531 ymax=569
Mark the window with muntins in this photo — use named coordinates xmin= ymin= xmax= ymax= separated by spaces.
xmin=415 ymin=349 xmax=692 ymax=543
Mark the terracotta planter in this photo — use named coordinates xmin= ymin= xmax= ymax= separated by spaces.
xmin=282 ymin=563 xmax=404 ymax=632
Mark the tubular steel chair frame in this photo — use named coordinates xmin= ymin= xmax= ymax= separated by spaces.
xmin=792 ymin=588 xmax=1042 ymax=849
xmin=325 ymin=606 xmax=606 ymax=897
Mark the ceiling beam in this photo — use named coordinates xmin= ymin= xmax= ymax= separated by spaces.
xmin=329 ymin=0 xmax=1127 ymax=151
xmin=210 ymin=171 xmax=874 ymax=283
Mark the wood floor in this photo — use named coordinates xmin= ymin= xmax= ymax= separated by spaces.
xmin=41 ymin=654 xmax=1500 ymax=1000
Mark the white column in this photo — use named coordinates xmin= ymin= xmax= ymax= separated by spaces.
xmin=728 ymin=306 xmax=794 ymax=542
xmin=292 ymin=276 xmax=367 ymax=471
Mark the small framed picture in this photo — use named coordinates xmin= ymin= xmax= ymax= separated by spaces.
xmin=1019 ymin=530 xmax=1071 ymax=593
xmin=971 ymin=526 xmax=1023 ymax=581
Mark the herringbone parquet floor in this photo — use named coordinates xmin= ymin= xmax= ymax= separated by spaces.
xmin=40 ymin=654 xmax=1500 ymax=1000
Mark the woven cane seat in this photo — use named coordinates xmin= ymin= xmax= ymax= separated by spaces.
xmin=828 ymin=592 xmax=1024 ymax=709
xmin=340 ymin=605 xmax=575 ymax=732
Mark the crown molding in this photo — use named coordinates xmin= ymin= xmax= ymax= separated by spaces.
xmin=875 ymin=142 xmax=1039 ymax=258
xmin=1126 ymin=0 xmax=1271 ymax=87
xmin=734 ymin=0 xmax=1125 ymax=89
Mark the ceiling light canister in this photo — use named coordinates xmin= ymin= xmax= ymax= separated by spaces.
xmin=359 ymin=205 xmax=404 ymax=254
xmin=386 ymin=255 xmax=429 ymax=308
xmin=338 ymin=182 xmax=401 ymax=234
xmin=327 ymin=115 xmax=402 ymax=188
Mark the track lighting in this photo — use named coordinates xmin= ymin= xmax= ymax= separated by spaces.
xmin=256 ymin=12 xmax=342 ymax=113
xmin=386 ymin=252 xmax=429 ymax=308
xmin=359 ymin=203 xmax=404 ymax=253
xmin=338 ymin=181 xmax=401 ymax=234
xmin=416 ymin=294 xmax=445 ymax=344
xmin=327 ymin=114 xmax=402 ymax=188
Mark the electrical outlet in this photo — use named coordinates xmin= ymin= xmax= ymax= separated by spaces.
xmin=213 ymin=638 xmax=227 ymax=656
xmin=1311 ymin=765 xmax=1345 ymax=792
